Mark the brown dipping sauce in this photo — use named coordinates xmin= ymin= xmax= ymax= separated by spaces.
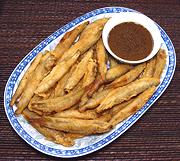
xmin=108 ymin=22 xmax=153 ymax=61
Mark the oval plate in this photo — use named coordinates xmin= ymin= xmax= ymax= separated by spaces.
xmin=4 ymin=7 xmax=176 ymax=158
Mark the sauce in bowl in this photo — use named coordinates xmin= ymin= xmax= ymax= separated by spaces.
xmin=108 ymin=22 xmax=153 ymax=61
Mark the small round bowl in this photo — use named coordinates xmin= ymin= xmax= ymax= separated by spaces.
xmin=102 ymin=12 xmax=161 ymax=64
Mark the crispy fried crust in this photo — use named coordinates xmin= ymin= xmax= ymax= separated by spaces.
xmin=52 ymin=21 xmax=89 ymax=59
xmin=107 ymin=63 xmax=146 ymax=89
xmin=15 ymin=54 xmax=56 ymax=115
xmin=96 ymin=78 xmax=160 ymax=113
xmin=141 ymin=57 xmax=156 ymax=78
xmin=35 ymin=51 xmax=80 ymax=94
xmin=106 ymin=64 xmax=133 ymax=82
xmin=60 ymin=18 xmax=109 ymax=61
xmin=110 ymin=86 xmax=156 ymax=127
xmin=10 ymin=52 xmax=43 ymax=106
xmin=31 ymin=116 xmax=111 ymax=135
xmin=64 ymin=49 xmax=93 ymax=92
xmin=32 ymin=88 xmax=85 ymax=113
xmin=153 ymin=49 xmax=167 ymax=79
xmin=96 ymin=38 xmax=107 ymax=81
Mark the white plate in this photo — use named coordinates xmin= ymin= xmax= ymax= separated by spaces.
xmin=4 ymin=7 xmax=176 ymax=158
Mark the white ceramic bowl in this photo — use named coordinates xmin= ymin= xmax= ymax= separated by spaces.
xmin=102 ymin=12 xmax=161 ymax=64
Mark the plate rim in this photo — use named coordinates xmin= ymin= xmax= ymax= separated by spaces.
xmin=4 ymin=6 xmax=176 ymax=158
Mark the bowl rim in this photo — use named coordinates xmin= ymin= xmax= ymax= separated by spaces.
xmin=102 ymin=12 xmax=161 ymax=64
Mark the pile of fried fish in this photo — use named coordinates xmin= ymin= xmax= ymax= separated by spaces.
xmin=10 ymin=18 xmax=166 ymax=147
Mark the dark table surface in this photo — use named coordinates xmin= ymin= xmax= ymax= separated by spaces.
xmin=0 ymin=0 xmax=180 ymax=160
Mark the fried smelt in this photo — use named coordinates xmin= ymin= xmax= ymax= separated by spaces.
xmin=28 ymin=95 xmax=43 ymax=115
xmin=54 ymin=73 xmax=69 ymax=97
xmin=79 ymin=59 xmax=97 ymax=107
xmin=153 ymin=49 xmax=167 ymax=79
xmin=43 ymin=54 xmax=57 ymax=71
xmin=53 ymin=109 xmax=98 ymax=120
xmin=35 ymin=51 xmax=80 ymax=94
xmin=110 ymin=86 xmax=156 ymax=127
xmin=96 ymin=38 xmax=107 ymax=81
xmin=96 ymin=77 xmax=160 ymax=113
xmin=64 ymin=49 xmax=93 ymax=92
xmin=52 ymin=22 xmax=89 ymax=59
xmin=79 ymin=88 xmax=112 ymax=112
xmin=87 ymin=75 xmax=104 ymax=98
xmin=79 ymin=82 xmax=96 ymax=107
xmin=60 ymin=18 xmax=109 ymax=61
xmin=82 ymin=59 xmax=97 ymax=87
xmin=109 ymin=99 xmax=134 ymax=116
xmin=78 ymin=91 xmax=90 ymax=109
xmin=23 ymin=109 xmax=74 ymax=146
xmin=84 ymin=38 xmax=108 ymax=97
xmin=10 ymin=52 xmax=43 ymax=106
xmin=105 ymin=64 xmax=133 ymax=82
xmin=107 ymin=63 xmax=146 ymax=89
xmin=37 ymin=86 xmax=56 ymax=98
xmin=141 ymin=57 xmax=156 ymax=78
xmin=32 ymin=89 xmax=85 ymax=113
xmin=15 ymin=54 xmax=56 ymax=115
xmin=71 ymin=77 xmax=84 ymax=92
xmin=96 ymin=113 xmax=112 ymax=122
xmin=23 ymin=108 xmax=41 ymax=119
xmin=34 ymin=125 xmax=75 ymax=146
xmin=32 ymin=116 xmax=111 ymax=135
xmin=54 ymin=64 xmax=77 ymax=97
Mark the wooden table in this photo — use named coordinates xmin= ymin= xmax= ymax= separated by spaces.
xmin=0 ymin=1 xmax=180 ymax=160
